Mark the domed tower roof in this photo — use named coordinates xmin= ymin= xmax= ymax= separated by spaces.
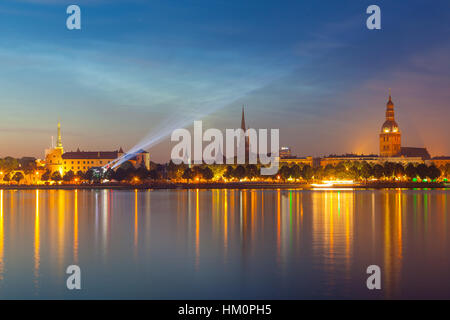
xmin=381 ymin=119 xmax=399 ymax=133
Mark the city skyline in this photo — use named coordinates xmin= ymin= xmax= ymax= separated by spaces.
xmin=0 ymin=0 xmax=449 ymax=162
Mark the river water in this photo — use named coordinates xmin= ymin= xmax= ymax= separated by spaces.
xmin=0 ymin=188 xmax=448 ymax=299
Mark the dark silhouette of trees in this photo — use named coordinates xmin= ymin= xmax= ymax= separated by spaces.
xmin=405 ymin=164 xmax=417 ymax=180
xmin=223 ymin=166 xmax=234 ymax=180
xmin=383 ymin=162 xmax=395 ymax=179
xmin=75 ymin=170 xmax=84 ymax=181
xmin=12 ymin=172 xmax=24 ymax=183
xmin=51 ymin=171 xmax=62 ymax=182
xmin=233 ymin=165 xmax=246 ymax=180
xmin=360 ymin=162 xmax=372 ymax=180
xmin=182 ymin=168 xmax=193 ymax=181
xmin=63 ymin=170 xmax=75 ymax=182
xmin=373 ymin=164 xmax=384 ymax=179
xmin=278 ymin=165 xmax=291 ymax=181
xmin=416 ymin=164 xmax=429 ymax=180
xmin=428 ymin=165 xmax=441 ymax=181
xmin=302 ymin=165 xmax=314 ymax=181
xmin=394 ymin=163 xmax=405 ymax=179
xmin=103 ymin=168 xmax=114 ymax=181
xmin=290 ymin=165 xmax=301 ymax=180
xmin=41 ymin=170 xmax=51 ymax=182
xmin=246 ymin=164 xmax=259 ymax=180
xmin=202 ymin=167 xmax=214 ymax=181
xmin=113 ymin=167 xmax=127 ymax=182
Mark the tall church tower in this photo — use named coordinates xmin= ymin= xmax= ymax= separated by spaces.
xmin=241 ymin=106 xmax=250 ymax=160
xmin=379 ymin=90 xmax=401 ymax=157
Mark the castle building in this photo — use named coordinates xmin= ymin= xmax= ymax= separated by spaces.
xmin=379 ymin=91 xmax=401 ymax=157
xmin=44 ymin=123 xmax=150 ymax=175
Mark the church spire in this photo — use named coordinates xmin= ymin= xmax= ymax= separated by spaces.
xmin=56 ymin=122 xmax=63 ymax=149
xmin=241 ymin=105 xmax=246 ymax=131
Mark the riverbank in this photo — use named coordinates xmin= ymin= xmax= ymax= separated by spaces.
xmin=0 ymin=181 xmax=447 ymax=190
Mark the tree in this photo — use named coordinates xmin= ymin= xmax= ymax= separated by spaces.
xmin=103 ymin=168 xmax=114 ymax=180
xmin=335 ymin=163 xmax=347 ymax=180
xmin=383 ymin=162 xmax=395 ymax=179
xmin=416 ymin=164 xmax=429 ymax=180
xmin=51 ymin=171 xmax=62 ymax=182
xmin=360 ymin=162 xmax=372 ymax=180
xmin=223 ymin=166 xmax=234 ymax=180
xmin=2 ymin=173 xmax=10 ymax=182
xmin=323 ymin=164 xmax=335 ymax=179
xmin=302 ymin=165 xmax=313 ymax=181
xmin=12 ymin=172 xmax=24 ymax=184
xmin=135 ymin=165 xmax=149 ymax=180
xmin=233 ymin=165 xmax=246 ymax=180
xmin=313 ymin=166 xmax=324 ymax=180
xmin=246 ymin=164 xmax=259 ymax=180
xmin=279 ymin=165 xmax=291 ymax=181
xmin=394 ymin=163 xmax=405 ymax=179
xmin=428 ymin=165 xmax=441 ymax=181
xmin=75 ymin=170 xmax=85 ymax=181
xmin=290 ymin=165 xmax=301 ymax=180
xmin=41 ymin=170 xmax=51 ymax=182
xmin=113 ymin=167 xmax=127 ymax=182
xmin=167 ymin=160 xmax=185 ymax=180
xmin=373 ymin=164 xmax=384 ymax=179
xmin=349 ymin=165 xmax=360 ymax=180
xmin=148 ymin=169 xmax=160 ymax=180
xmin=405 ymin=164 xmax=417 ymax=180
xmin=1 ymin=157 xmax=19 ymax=171
xmin=63 ymin=170 xmax=75 ymax=182
xmin=202 ymin=167 xmax=214 ymax=181
xmin=445 ymin=164 xmax=450 ymax=178
xmin=182 ymin=168 xmax=193 ymax=181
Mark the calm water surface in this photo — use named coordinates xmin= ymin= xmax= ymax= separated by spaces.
xmin=0 ymin=188 xmax=448 ymax=299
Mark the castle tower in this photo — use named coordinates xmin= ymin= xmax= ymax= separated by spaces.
xmin=56 ymin=122 xmax=63 ymax=149
xmin=45 ymin=122 xmax=64 ymax=174
xmin=379 ymin=90 xmax=401 ymax=157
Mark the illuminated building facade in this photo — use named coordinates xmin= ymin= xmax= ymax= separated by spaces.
xmin=279 ymin=156 xmax=314 ymax=167
xmin=280 ymin=147 xmax=292 ymax=159
xmin=380 ymin=92 xmax=401 ymax=157
xmin=44 ymin=123 xmax=150 ymax=174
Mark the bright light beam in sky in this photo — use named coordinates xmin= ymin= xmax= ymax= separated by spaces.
xmin=107 ymin=73 xmax=286 ymax=169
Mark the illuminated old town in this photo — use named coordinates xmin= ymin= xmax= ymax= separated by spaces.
xmin=1 ymin=93 xmax=448 ymax=187
xmin=0 ymin=0 xmax=449 ymax=307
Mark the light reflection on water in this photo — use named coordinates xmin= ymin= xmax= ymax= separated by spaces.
xmin=0 ymin=188 xmax=448 ymax=299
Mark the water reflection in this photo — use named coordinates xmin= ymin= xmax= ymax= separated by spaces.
xmin=0 ymin=188 xmax=448 ymax=299
xmin=0 ymin=190 xmax=4 ymax=283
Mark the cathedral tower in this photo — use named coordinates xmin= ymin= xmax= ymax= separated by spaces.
xmin=379 ymin=90 xmax=401 ymax=157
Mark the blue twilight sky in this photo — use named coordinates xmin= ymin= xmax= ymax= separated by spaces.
xmin=0 ymin=0 xmax=449 ymax=162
